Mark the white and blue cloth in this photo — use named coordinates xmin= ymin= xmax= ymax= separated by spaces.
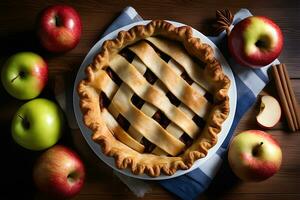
xmin=65 ymin=7 xmax=277 ymax=200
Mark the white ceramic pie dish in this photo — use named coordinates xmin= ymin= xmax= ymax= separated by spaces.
xmin=73 ymin=20 xmax=237 ymax=180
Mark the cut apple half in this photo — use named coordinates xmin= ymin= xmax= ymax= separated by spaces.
xmin=256 ymin=95 xmax=281 ymax=128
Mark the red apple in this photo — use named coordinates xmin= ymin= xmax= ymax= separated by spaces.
xmin=228 ymin=130 xmax=282 ymax=182
xmin=256 ymin=95 xmax=281 ymax=128
xmin=33 ymin=145 xmax=85 ymax=198
xmin=228 ymin=16 xmax=283 ymax=68
xmin=37 ymin=5 xmax=82 ymax=53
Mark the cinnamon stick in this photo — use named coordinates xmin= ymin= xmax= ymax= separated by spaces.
xmin=271 ymin=64 xmax=300 ymax=132
xmin=282 ymin=64 xmax=300 ymax=129
xmin=278 ymin=65 xmax=299 ymax=130
xmin=272 ymin=65 xmax=296 ymax=131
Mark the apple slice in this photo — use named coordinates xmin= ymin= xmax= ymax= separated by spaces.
xmin=256 ymin=95 xmax=281 ymax=128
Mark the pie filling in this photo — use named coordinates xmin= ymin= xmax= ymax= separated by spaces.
xmin=98 ymin=37 xmax=215 ymax=156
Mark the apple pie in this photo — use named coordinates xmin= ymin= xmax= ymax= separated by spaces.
xmin=78 ymin=20 xmax=230 ymax=177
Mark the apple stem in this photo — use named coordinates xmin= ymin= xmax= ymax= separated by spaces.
xmin=18 ymin=115 xmax=30 ymax=129
xmin=17 ymin=114 xmax=24 ymax=120
xmin=11 ymin=71 xmax=25 ymax=83
xmin=11 ymin=74 xmax=20 ymax=83
xmin=252 ymin=142 xmax=264 ymax=157
xmin=55 ymin=15 xmax=62 ymax=27
xmin=260 ymin=142 xmax=264 ymax=146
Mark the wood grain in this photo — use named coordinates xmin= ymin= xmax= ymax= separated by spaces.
xmin=0 ymin=0 xmax=299 ymax=199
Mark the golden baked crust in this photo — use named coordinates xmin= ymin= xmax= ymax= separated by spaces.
xmin=78 ymin=20 xmax=230 ymax=177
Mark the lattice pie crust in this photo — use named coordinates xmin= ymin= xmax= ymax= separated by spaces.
xmin=78 ymin=20 xmax=230 ymax=177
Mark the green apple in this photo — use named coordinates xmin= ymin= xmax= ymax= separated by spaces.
xmin=1 ymin=52 xmax=48 ymax=100
xmin=228 ymin=130 xmax=282 ymax=182
xmin=11 ymin=98 xmax=64 ymax=151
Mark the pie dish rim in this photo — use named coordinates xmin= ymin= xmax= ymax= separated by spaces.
xmin=74 ymin=20 xmax=237 ymax=179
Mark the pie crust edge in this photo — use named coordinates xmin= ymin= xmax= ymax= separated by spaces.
xmin=77 ymin=20 xmax=230 ymax=177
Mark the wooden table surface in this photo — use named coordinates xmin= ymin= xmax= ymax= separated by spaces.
xmin=0 ymin=0 xmax=299 ymax=199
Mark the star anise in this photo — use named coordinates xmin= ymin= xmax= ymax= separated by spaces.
xmin=213 ymin=9 xmax=234 ymax=35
